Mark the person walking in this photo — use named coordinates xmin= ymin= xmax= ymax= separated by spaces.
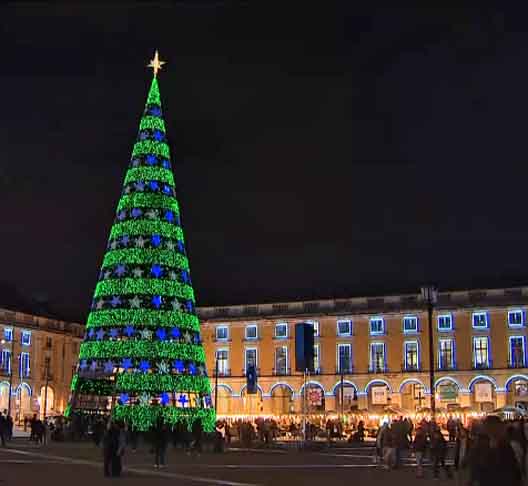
xmin=192 ymin=419 xmax=203 ymax=456
xmin=0 ymin=413 xmax=6 ymax=447
xmin=413 ymin=425 xmax=428 ymax=478
xmin=153 ymin=418 xmax=169 ymax=468
xmin=431 ymin=427 xmax=452 ymax=480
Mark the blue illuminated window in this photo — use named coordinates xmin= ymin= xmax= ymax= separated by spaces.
xmin=473 ymin=336 xmax=490 ymax=369
xmin=403 ymin=316 xmax=418 ymax=333
xmin=438 ymin=314 xmax=453 ymax=331
xmin=404 ymin=341 xmax=419 ymax=371
xmin=21 ymin=331 xmax=31 ymax=346
xmin=1 ymin=350 xmax=11 ymax=374
xmin=337 ymin=319 xmax=352 ymax=336
xmin=438 ymin=338 xmax=455 ymax=370
xmin=215 ymin=325 xmax=229 ymax=341
xmin=3 ymin=328 xmax=13 ymax=342
xmin=369 ymin=342 xmax=386 ymax=372
xmin=275 ymin=323 xmax=288 ymax=338
xmin=245 ymin=324 xmax=258 ymax=340
xmin=508 ymin=310 xmax=524 ymax=328
xmin=472 ymin=312 xmax=489 ymax=329
xmin=370 ymin=317 xmax=384 ymax=335
xmin=510 ymin=336 xmax=526 ymax=368
xmin=19 ymin=352 xmax=30 ymax=377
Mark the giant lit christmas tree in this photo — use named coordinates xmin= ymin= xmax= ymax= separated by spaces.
xmin=67 ymin=52 xmax=215 ymax=431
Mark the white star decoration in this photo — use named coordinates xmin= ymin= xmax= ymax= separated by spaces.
xmin=135 ymin=236 xmax=146 ymax=248
xmin=166 ymin=241 xmax=176 ymax=251
xmin=147 ymin=50 xmax=165 ymax=77
xmin=169 ymin=271 xmax=178 ymax=280
xmin=132 ymin=268 xmax=144 ymax=278
xmin=146 ymin=209 xmax=157 ymax=219
xmin=129 ymin=296 xmax=142 ymax=308
xmin=140 ymin=329 xmax=153 ymax=340
xmin=139 ymin=393 xmax=151 ymax=406
xmin=157 ymin=361 xmax=170 ymax=374
xmin=110 ymin=241 xmax=118 ymax=250
xmin=96 ymin=299 xmax=105 ymax=310
xmin=171 ymin=299 xmax=181 ymax=311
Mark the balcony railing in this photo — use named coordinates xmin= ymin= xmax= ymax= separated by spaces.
xmin=402 ymin=363 xmax=420 ymax=372
xmin=368 ymin=365 xmax=387 ymax=373
xmin=438 ymin=363 xmax=456 ymax=371
xmin=336 ymin=366 xmax=353 ymax=374
xmin=509 ymin=362 xmax=527 ymax=369
xmin=214 ymin=369 xmax=231 ymax=377
xmin=272 ymin=367 xmax=291 ymax=376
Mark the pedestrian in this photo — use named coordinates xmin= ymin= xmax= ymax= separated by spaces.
xmin=6 ymin=414 xmax=13 ymax=441
xmin=191 ymin=419 xmax=203 ymax=456
xmin=454 ymin=425 xmax=471 ymax=485
xmin=431 ymin=427 xmax=452 ymax=480
xmin=413 ymin=425 xmax=428 ymax=478
xmin=103 ymin=421 xmax=118 ymax=477
xmin=382 ymin=424 xmax=396 ymax=470
xmin=153 ymin=417 xmax=169 ymax=468
xmin=0 ymin=413 xmax=6 ymax=447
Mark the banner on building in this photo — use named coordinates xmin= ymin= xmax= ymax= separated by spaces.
xmin=307 ymin=387 xmax=323 ymax=407
xmin=371 ymin=386 xmax=388 ymax=405
xmin=438 ymin=383 xmax=458 ymax=401
xmin=475 ymin=383 xmax=493 ymax=402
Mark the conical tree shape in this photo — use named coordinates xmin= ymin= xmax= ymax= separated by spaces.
xmin=67 ymin=72 xmax=215 ymax=432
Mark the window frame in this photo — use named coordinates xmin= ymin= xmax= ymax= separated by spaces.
xmin=404 ymin=340 xmax=419 ymax=371
xmin=437 ymin=314 xmax=453 ymax=332
xmin=274 ymin=345 xmax=288 ymax=374
xmin=508 ymin=310 xmax=524 ymax=328
xmin=1 ymin=349 xmax=11 ymax=374
xmin=438 ymin=338 xmax=455 ymax=370
xmin=336 ymin=343 xmax=352 ymax=373
xmin=402 ymin=315 xmax=418 ymax=334
xmin=275 ymin=322 xmax=288 ymax=339
xmin=215 ymin=325 xmax=229 ymax=341
xmin=369 ymin=341 xmax=386 ymax=372
xmin=369 ymin=317 xmax=385 ymax=336
xmin=244 ymin=347 xmax=258 ymax=373
xmin=336 ymin=319 xmax=352 ymax=337
xmin=245 ymin=324 xmax=258 ymax=340
xmin=313 ymin=344 xmax=321 ymax=373
xmin=509 ymin=335 xmax=526 ymax=368
xmin=472 ymin=311 xmax=489 ymax=329
xmin=19 ymin=352 xmax=30 ymax=377
xmin=473 ymin=336 xmax=490 ymax=369
xmin=21 ymin=331 xmax=31 ymax=346
xmin=3 ymin=328 xmax=13 ymax=343
xmin=215 ymin=348 xmax=229 ymax=375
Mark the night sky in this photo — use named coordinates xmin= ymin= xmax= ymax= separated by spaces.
xmin=1 ymin=5 xmax=526 ymax=323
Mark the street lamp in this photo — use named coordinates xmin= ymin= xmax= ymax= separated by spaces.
xmin=420 ymin=285 xmax=438 ymax=421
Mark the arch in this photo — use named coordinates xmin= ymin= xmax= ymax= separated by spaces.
xmin=16 ymin=382 xmax=32 ymax=396
xmin=270 ymin=382 xmax=295 ymax=396
xmin=0 ymin=382 xmax=9 ymax=412
xmin=331 ymin=380 xmax=358 ymax=395
xmin=468 ymin=375 xmax=497 ymax=391
xmin=239 ymin=384 xmax=264 ymax=396
xmin=364 ymin=379 xmax=393 ymax=394
xmin=298 ymin=380 xmax=326 ymax=395
xmin=398 ymin=378 xmax=429 ymax=394
xmin=434 ymin=376 xmax=462 ymax=390
xmin=212 ymin=383 xmax=234 ymax=395
xmin=505 ymin=374 xmax=528 ymax=391
xmin=40 ymin=385 xmax=55 ymax=418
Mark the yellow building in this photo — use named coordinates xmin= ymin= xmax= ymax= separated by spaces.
xmin=199 ymin=286 xmax=528 ymax=417
xmin=0 ymin=307 xmax=84 ymax=422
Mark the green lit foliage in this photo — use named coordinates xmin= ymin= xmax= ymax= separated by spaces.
xmin=86 ymin=309 xmax=200 ymax=330
xmin=94 ymin=279 xmax=194 ymax=301
xmin=101 ymin=249 xmax=189 ymax=271
xmin=110 ymin=221 xmax=184 ymax=241
xmin=139 ymin=116 xmax=165 ymax=132
xmin=146 ymin=78 xmax=161 ymax=105
xmin=79 ymin=341 xmax=206 ymax=362
xmin=117 ymin=193 xmax=179 ymax=213
xmin=124 ymin=167 xmax=174 ymax=185
xmin=132 ymin=140 xmax=170 ymax=159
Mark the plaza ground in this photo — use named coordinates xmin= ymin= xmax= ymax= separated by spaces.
xmin=0 ymin=438 xmax=457 ymax=486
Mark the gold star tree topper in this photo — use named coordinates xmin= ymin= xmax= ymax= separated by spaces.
xmin=147 ymin=50 xmax=165 ymax=77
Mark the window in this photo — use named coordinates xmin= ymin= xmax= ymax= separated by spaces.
xmin=404 ymin=341 xmax=419 ymax=371
xmin=44 ymin=356 xmax=51 ymax=377
xmin=370 ymin=317 xmax=384 ymax=335
xmin=305 ymin=320 xmax=319 ymax=337
xmin=403 ymin=316 xmax=418 ymax=333
xmin=244 ymin=348 xmax=257 ymax=373
xmin=215 ymin=325 xmax=228 ymax=341
xmin=473 ymin=336 xmax=489 ymax=369
xmin=21 ymin=331 xmax=31 ymax=346
xmin=45 ymin=337 xmax=52 ymax=349
xmin=337 ymin=320 xmax=352 ymax=336
xmin=313 ymin=344 xmax=320 ymax=373
xmin=438 ymin=338 xmax=455 ymax=370
xmin=215 ymin=349 xmax=229 ymax=376
xmin=472 ymin=312 xmax=488 ymax=329
xmin=1 ymin=349 xmax=11 ymax=373
xmin=245 ymin=324 xmax=258 ymax=340
xmin=509 ymin=310 xmax=524 ymax=328
xmin=275 ymin=323 xmax=288 ymax=338
xmin=274 ymin=346 xmax=288 ymax=375
xmin=3 ymin=328 xmax=13 ymax=342
xmin=370 ymin=342 xmax=386 ymax=372
xmin=337 ymin=344 xmax=352 ymax=373
xmin=438 ymin=314 xmax=453 ymax=331
xmin=19 ymin=352 xmax=30 ymax=377
xmin=510 ymin=336 xmax=526 ymax=368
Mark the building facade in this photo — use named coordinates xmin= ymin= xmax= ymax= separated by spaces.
xmin=0 ymin=307 xmax=84 ymax=422
xmin=199 ymin=286 xmax=528 ymax=417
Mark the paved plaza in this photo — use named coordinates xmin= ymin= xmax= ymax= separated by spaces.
xmin=0 ymin=439 xmax=456 ymax=486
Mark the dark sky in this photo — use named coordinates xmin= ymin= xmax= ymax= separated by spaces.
xmin=1 ymin=5 xmax=526 ymax=322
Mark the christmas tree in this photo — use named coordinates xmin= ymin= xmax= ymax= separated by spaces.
xmin=67 ymin=52 xmax=215 ymax=432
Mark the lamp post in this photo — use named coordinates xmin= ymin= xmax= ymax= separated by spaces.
xmin=420 ymin=285 xmax=438 ymax=421
xmin=214 ymin=355 xmax=219 ymax=414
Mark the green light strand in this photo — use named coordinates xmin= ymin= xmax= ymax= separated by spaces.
xmin=110 ymin=221 xmax=184 ymax=241
xmin=124 ymin=167 xmax=174 ymax=186
xmin=116 ymin=194 xmax=179 ymax=213
xmin=79 ymin=341 xmax=206 ymax=361
xmin=86 ymin=309 xmax=200 ymax=330
xmin=94 ymin=279 xmax=195 ymax=301
xmin=102 ymin=249 xmax=189 ymax=270
xmin=132 ymin=140 xmax=170 ymax=159
xmin=139 ymin=116 xmax=166 ymax=132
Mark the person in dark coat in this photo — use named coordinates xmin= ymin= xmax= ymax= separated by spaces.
xmin=192 ymin=419 xmax=203 ymax=456
xmin=103 ymin=421 xmax=123 ymax=477
xmin=153 ymin=418 xmax=169 ymax=468
xmin=431 ymin=427 xmax=452 ymax=480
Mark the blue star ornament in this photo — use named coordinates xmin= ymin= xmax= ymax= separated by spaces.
xmin=174 ymin=360 xmax=185 ymax=373
xmin=121 ymin=235 xmax=130 ymax=246
xmin=121 ymin=358 xmax=133 ymax=370
xmin=181 ymin=270 xmax=189 ymax=284
xmin=156 ymin=328 xmax=167 ymax=341
xmin=117 ymin=210 xmax=127 ymax=221
xmin=151 ymin=264 xmax=163 ymax=278
xmin=151 ymin=234 xmax=162 ymax=247
xmin=110 ymin=296 xmax=122 ymax=307
xmin=104 ymin=360 xmax=114 ymax=374
xmin=164 ymin=210 xmax=174 ymax=223
xmin=109 ymin=328 xmax=119 ymax=339
xmin=153 ymin=130 xmax=164 ymax=141
xmin=185 ymin=300 xmax=193 ymax=313
xmin=149 ymin=180 xmax=159 ymax=191
xmin=162 ymin=184 xmax=171 ymax=195
xmin=79 ymin=359 xmax=88 ymax=371
xmin=188 ymin=363 xmax=196 ymax=375
xmin=139 ymin=360 xmax=150 ymax=373
xmin=170 ymin=327 xmax=180 ymax=339
xmin=90 ymin=361 xmax=98 ymax=371
xmin=146 ymin=154 xmax=157 ymax=165
xmin=177 ymin=240 xmax=185 ymax=253
xmin=177 ymin=394 xmax=189 ymax=407
xmin=161 ymin=392 xmax=170 ymax=406
xmin=96 ymin=329 xmax=105 ymax=340
xmin=119 ymin=393 xmax=129 ymax=405
xmin=162 ymin=159 xmax=170 ymax=169
xmin=149 ymin=106 xmax=161 ymax=117
xmin=115 ymin=264 xmax=127 ymax=277
xmin=152 ymin=295 xmax=162 ymax=309
xmin=134 ymin=181 xmax=145 ymax=192
xmin=131 ymin=208 xmax=143 ymax=218
xmin=124 ymin=325 xmax=135 ymax=338
xmin=88 ymin=328 xmax=95 ymax=338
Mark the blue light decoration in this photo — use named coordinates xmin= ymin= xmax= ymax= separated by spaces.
xmin=160 ymin=392 xmax=170 ymax=406
xmin=149 ymin=180 xmax=159 ymax=191
xmin=181 ymin=270 xmax=189 ymax=284
xmin=153 ymin=130 xmax=164 ymax=141
xmin=174 ymin=360 xmax=184 ymax=373
xmin=146 ymin=154 xmax=157 ymax=165
xmin=88 ymin=329 xmax=95 ymax=339
xmin=152 ymin=295 xmax=162 ymax=309
xmin=80 ymin=359 xmax=88 ymax=371
xmin=185 ymin=300 xmax=193 ymax=313
xmin=117 ymin=210 xmax=127 ymax=221
xmin=134 ymin=181 xmax=145 ymax=192
xmin=139 ymin=360 xmax=150 ymax=373
xmin=96 ymin=329 xmax=105 ymax=341
xmin=188 ymin=363 xmax=196 ymax=375
xmin=204 ymin=396 xmax=212 ymax=408
xmin=121 ymin=235 xmax=130 ymax=247
xmin=164 ymin=210 xmax=174 ymax=223
xmin=151 ymin=234 xmax=162 ymax=247
xmin=110 ymin=328 xmax=119 ymax=339
xmin=151 ymin=264 xmax=163 ymax=278
xmin=115 ymin=264 xmax=127 ymax=277
xmin=163 ymin=185 xmax=171 ymax=195
xmin=110 ymin=295 xmax=122 ymax=307
xmin=162 ymin=159 xmax=170 ymax=169
xmin=170 ymin=327 xmax=180 ymax=339
xmin=104 ymin=360 xmax=114 ymax=374
xmin=131 ymin=208 xmax=143 ymax=218
xmin=177 ymin=394 xmax=189 ymax=407
xmin=139 ymin=131 xmax=148 ymax=140
xmin=156 ymin=328 xmax=167 ymax=341
xmin=119 ymin=393 xmax=129 ymax=405
xmin=90 ymin=361 xmax=98 ymax=371
xmin=124 ymin=325 xmax=135 ymax=338
xmin=193 ymin=334 xmax=201 ymax=345
xmin=149 ymin=106 xmax=161 ymax=117
xmin=177 ymin=241 xmax=185 ymax=253
xmin=131 ymin=158 xmax=140 ymax=167
xmin=121 ymin=358 xmax=133 ymax=370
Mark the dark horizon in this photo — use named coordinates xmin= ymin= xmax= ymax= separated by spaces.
xmin=2 ymin=5 xmax=528 ymax=323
